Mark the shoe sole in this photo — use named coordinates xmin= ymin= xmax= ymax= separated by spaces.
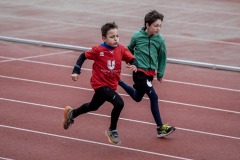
xmin=63 ymin=106 xmax=72 ymax=129
xmin=105 ymin=131 xmax=121 ymax=145
xmin=157 ymin=127 xmax=176 ymax=138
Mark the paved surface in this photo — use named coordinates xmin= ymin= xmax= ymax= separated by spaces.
xmin=0 ymin=0 xmax=240 ymax=160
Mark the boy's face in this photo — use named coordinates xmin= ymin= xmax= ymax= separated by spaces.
xmin=102 ymin=28 xmax=119 ymax=48
xmin=146 ymin=19 xmax=162 ymax=35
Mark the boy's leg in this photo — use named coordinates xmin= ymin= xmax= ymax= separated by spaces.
xmin=63 ymin=88 xmax=105 ymax=130
xmin=146 ymin=87 xmax=175 ymax=137
xmin=146 ymin=87 xmax=163 ymax=126
xmin=73 ymin=87 xmax=108 ymax=118
xmin=102 ymin=87 xmax=124 ymax=144
xmin=98 ymin=87 xmax=124 ymax=130
xmin=106 ymin=89 xmax=124 ymax=130
xmin=119 ymin=80 xmax=144 ymax=102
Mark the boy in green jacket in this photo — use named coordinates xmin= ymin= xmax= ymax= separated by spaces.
xmin=119 ymin=10 xmax=175 ymax=137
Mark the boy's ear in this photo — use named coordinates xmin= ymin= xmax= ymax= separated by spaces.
xmin=146 ymin=23 xmax=150 ymax=29
xmin=102 ymin=36 xmax=106 ymax=41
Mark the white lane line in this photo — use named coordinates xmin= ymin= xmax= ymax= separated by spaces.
xmin=166 ymin=20 xmax=240 ymax=30
xmin=0 ymin=59 xmax=16 ymax=63
xmin=0 ymin=75 xmax=239 ymax=114
xmin=0 ymin=56 xmax=16 ymax=63
xmin=163 ymin=79 xmax=240 ymax=93
xmin=1 ymin=15 xmax=240 ymax=46
xmin=0 ymin=124 xmax=192 ymax=160
xmin=1 ymin=57 xmax=239 ymax=93
xmin=18 ymin=50 xmax=73 ymax=60
xmin=0 ymin=50 xmax=72 ymax=63
xmin=0 ymin=157 xmax=14 ymax=160
xmin=1 ymin=0 xmax=240 ymax=16
xmin=95 ymin=0 xmax=240 ymax=16
xmin=1 ymin=1 xmax=240 ymax=21
xmin=164 ymin=34 xmax=240 ymax=46
xmin=20 ymin=60 xmax=240 ymax=92
xmin=0 ymin=97 xmax=240 ymax=140
xmin=2 ymin=12 xmax=237 ymax=31
xmin=0 ymin=56 xmax=15 ymax=60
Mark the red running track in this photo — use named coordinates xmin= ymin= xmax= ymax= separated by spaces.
xmin=0 ymin=1 xmax=240 ymax=160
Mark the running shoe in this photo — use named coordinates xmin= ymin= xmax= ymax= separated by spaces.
xmin=63 ymin=106 xmax=74 ymax=130
xmin=157 ymin=124 xmax=175 ymax=138
xmin=105 ymin=129 xmax=121 ymax=145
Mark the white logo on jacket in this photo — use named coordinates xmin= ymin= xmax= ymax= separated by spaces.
xmin=107 ymin=60 xmax=115 ymax=70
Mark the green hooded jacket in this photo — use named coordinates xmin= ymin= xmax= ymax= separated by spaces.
xmin=127 ymin=28 xmax=167 ymax=78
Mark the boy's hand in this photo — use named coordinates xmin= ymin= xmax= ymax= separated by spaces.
xmin=126 ymin=64 xmax=137 ymax=72
xmin=157 ymin=77 xmax=163 ymax=83
xmin=71 ymin=73 xmax=79 ymax=81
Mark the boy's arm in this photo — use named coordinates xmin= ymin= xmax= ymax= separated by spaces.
xmin=126 ymin=58 xmax=138 ymax=72
xmin=128 ymin=58 xmax=138 ymax=67
xmin=122 ymin=44 xmax=138 ymax=72
xmin=71 ymin=52 xmax=86 ymax=81
xmin=127 ymin=35 xmax=136 ymax=55
xmin=157 ymin=39 xmax=167 ymax=80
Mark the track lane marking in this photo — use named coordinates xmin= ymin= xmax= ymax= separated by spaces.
xmin=1 ymin=57 xmax=239 ymax=92
xmin=0 ymin=97 xmax=239 ymax=140
xmin=0 ymin=15 xmax=240 ymax=45
xmin=0 ymin=75 xmax=239 ymax=114
xmin=1 ymin=2 xmax=240 ymax=25
xmin=0 ymin=124 xmax=192 ymax=160
xmin=0 ymin=157 xmax=14 ymax=160
xmin=0 ymin=50 xmax=72 ymax=63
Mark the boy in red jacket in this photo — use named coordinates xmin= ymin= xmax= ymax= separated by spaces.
xmin=63 ymin=22 xmax=138 ymax=145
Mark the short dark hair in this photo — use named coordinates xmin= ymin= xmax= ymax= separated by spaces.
xmin=144 ymin=10 xmax=164 ymax=29
xmin=101 ymin=22 xmax=118 ymax=37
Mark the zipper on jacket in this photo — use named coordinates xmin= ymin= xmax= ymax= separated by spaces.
xmin=148 ymin=36 xmax=152 ymax=70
